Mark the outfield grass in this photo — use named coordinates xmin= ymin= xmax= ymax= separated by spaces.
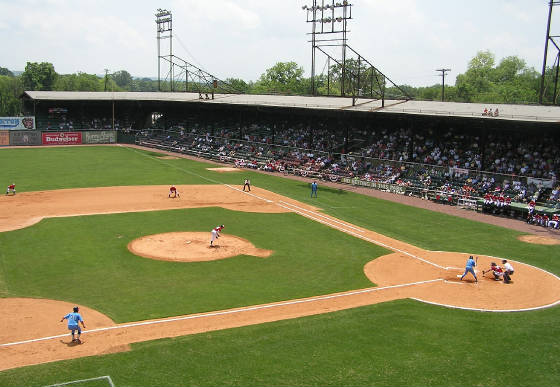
xmin=0 ymin=145 xmax=559 ymax=386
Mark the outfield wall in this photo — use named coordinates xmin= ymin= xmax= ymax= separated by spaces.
xmin=0 ymin=130 xmax=116 ymax=146
xmin=84 ymin=131 xmax=117 ymax=144
xmin=0 ymin=131 xmax=9 ymax=146
xmin=10 ymin=130 xmax=42 ymax=146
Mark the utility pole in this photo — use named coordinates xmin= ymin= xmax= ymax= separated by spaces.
xmin=104 ymin=69 xmax=110 ymax=92
xmin=435 ymin=68 xmax=451 ymax=101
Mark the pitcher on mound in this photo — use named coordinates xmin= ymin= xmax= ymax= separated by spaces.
xmin=210 ymin=225 xmax=225 ymax=247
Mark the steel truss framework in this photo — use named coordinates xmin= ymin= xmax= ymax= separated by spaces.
xmin=303 ymin=0 xmax=411 ymax=101
xmin=155 ymin=9 xmax=242 ymax=95
xmin=540 ymin=1 xmax=560 ymax=105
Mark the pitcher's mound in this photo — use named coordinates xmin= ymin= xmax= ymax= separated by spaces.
xmin=128 ymin=232 xmax=273 ymax=262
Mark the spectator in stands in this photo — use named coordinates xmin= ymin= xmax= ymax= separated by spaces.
xmin=549 ymin=214 xmax=559 ymax=229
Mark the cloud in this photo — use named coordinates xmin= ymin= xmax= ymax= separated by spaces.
xmin=0 ymin=0 xmax=551 ymax=85
xmin=172 ymin=0 xmax=261 ymax=31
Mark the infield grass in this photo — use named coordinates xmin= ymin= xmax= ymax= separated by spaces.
xmin=0 ymin=145 xmax=559 ymax=386
xmin=0 ymin=208 xmax=383 ymax=321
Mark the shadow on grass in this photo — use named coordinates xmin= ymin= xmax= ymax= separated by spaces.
xmin=297 ymin=183 xmax=348 ymax=195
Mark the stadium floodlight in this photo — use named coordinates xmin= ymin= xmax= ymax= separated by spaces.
xmin=156 ymin=8 xmax=171 ymax=17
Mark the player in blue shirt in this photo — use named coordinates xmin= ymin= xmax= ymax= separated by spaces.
xmin=460 ymin=256 xmax=478 ymax=283
xmin=311 ymin=181 xmax=318 ymax=198
xmin=60 ymin=306 xmax=86 ymax=343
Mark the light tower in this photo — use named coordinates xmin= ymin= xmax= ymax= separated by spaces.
xmin=302 ymin=1 xmax=411 ymax=101
xmin=540 ymin=1 xmax=560 ymax=104
xmin=303 ymin=0 xmax=353 ymax=96
xmin=156 ymin=9 xmax=173 ymax=92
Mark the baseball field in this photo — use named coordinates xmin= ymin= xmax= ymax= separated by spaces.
xmin=0 ymin=145 xmax=559 ymax=386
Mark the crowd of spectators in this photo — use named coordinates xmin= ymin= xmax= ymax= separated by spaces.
xmin=136 ymin=114 xmax=559 ymax=215
xmin=37 ymin=111 xmax=133 ymax=132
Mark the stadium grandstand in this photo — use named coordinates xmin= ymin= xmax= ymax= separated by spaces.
xmin=20 ymin=90 xmax=560 ymax=225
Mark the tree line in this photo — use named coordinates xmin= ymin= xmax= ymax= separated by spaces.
xmin=1 ymin=50 xmax=558 ymax=116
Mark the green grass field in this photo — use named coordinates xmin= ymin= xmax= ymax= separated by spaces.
xmin=0 ymin=145 xmax=559 ymax=386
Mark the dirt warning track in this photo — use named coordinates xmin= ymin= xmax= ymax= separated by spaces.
xmin=0 ymin=185 xmax=559 ymax=371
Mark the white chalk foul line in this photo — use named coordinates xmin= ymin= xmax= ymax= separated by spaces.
xmin=412 ymin=297 xmax=560 ymax=313
xmin=128 ymin=146 xmax=275 ymax=204
xmin=278 ymin=200 xmax=364 ymax=233
xmin=224 ymin=184 xmax=273 ymax=203
xmin=44 ymin=375 xmax=115 ymax=387
xmin=0 ymin=278 xmax=441 ymax=348
xmin=276 ymin=201 xmax=446 ymax=270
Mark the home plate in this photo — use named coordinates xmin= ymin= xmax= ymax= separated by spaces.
xmin=445 ymin=280 xmax=467 ymax=285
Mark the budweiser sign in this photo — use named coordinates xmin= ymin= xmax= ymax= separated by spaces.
xmin=42 ymin=132 xmax=82 ymax=145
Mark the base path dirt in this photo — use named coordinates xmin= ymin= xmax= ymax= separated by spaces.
xmin=1 ymin=184 xmax=559 ymax=371
xmin=517 ymin=235 xmax=560 ymax=245
xmin=207 ymin=167 xmax=240 ymax=172
xmin=0 ymin=185 xmax=294 ymax=233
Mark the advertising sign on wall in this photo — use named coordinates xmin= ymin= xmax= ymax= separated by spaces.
xmin=0 ymin=117 xmax=35 ymax=130
xmin=10 ymin=130 xmax=42 ymax=146
xmin=84 ymin=131 xmax=117 ymax=144
xmin=0 ymin=131 xmax=9 ymax=145
xmin=342 ymin=177 xmax=407 ymax=194
xmin=42 ymin=132 xmax=82 ymax=145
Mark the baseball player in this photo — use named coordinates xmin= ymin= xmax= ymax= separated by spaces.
xmin=210 ymin=224 xmax=225 ymax=247
xmin=60 ymin=306 xmax=86 ymax=343
xmin=6 ymin=183 xmax=15 ymax=195
xmin=482 ymin=262 xmax=503 ymax=281
xmin=460 ymin=256 xmax=478 ymax=283
xmin=548 ymin=214 xmax=559 ymax=229
xmin=497 ymin=193 xmax=505 ymax=208
xmin=311 ymin=181 xmax=318 ymax=198
xmin=168 ymin=185 xmax=180 ymax=198
xmin=527 ymin=200 xmax=536 ymax=218
xmin=542 ymin=214 xmax=550 ymax=227
xmin=243 ymin=179 xmax=251 ymax=192
xmin=502 ymin=259 xmax=514 ymax=284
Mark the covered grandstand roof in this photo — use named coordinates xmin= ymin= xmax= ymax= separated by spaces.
xmin=23 ymin=91 xmax=560 ymax=123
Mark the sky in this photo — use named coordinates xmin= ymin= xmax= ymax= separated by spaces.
xmin=0 ymin=0 xmax=556 ymax=87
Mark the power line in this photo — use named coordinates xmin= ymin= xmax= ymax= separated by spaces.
xmin=174 ymin=33 xmax=206 ymax=71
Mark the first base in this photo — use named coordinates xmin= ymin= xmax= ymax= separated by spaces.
xmin=456 ymin=274 xmax=462 ymax=278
